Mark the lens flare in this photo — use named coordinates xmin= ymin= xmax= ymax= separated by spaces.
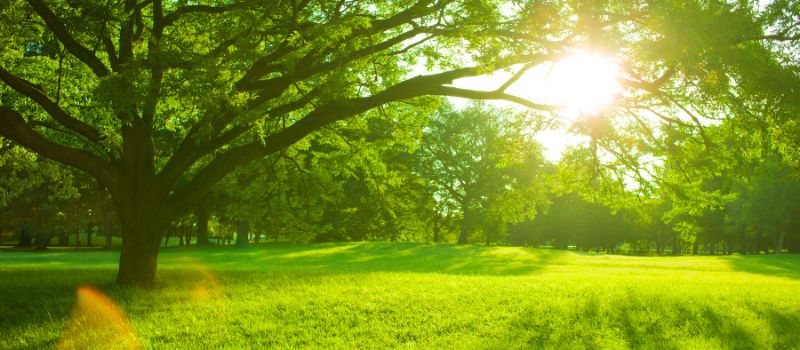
xmin=57 ymin=286 xmax=140 ymax=350
xmin=175 ymin=257 xmax=222 ymax=300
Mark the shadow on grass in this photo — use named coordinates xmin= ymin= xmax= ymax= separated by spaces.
xmin=507 ymin=289 xmax=800 ymax=349
xmin=0 ymin=267 xmax=334 ymax=349
xmin=725 ymin=254 xmax=800 ymax=280
xmin=0 ymin=269 xmax=115 ymax=350
xmin=164 ymin=243 xmax=565 ymax=276
xmin=0 ymin=243 xmax=562 ymax=348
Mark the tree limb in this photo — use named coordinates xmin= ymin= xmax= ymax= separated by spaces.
xmin=0 ymin=65 xmax=102 ymax=143
xmin=0 ymin=106 xmax=113 ymax=184
xmin=164 ymin=61 xmax=557 ymax=211
xmin=429 ymin=86 xmax=557 ymax=111
xmin=25 ymin=0 xmax=110 ymax=77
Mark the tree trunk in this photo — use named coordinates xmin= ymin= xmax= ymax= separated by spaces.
xmin=115 ymin=220 xmax=165 ymax=287
xmin=195 ymin=206 xmax=210 ymax=245
xmin=105 ymin=231 xmax=113 ymax=249
xmin=102 ymin=217 xmax=113 ymax=249
xmin=236 ymin=220 xmax=249 ymax=247
xmin=185 ymin=225 xmax=192 ymax=246
xmin=59 ymin=230 xmax=69 ymax=246
xmin=458 ymin=208 xmax=469 ymax=245
xmin=86 ymin=224 xmax=93 ymax=247
xmin=433 ymin=213 xmax=440 ymax=244
xmin=109 ymin=172 xmax=172 ymax=286
xmin=671 ymin=235 xmax=680 ymax=256
xmin=775 ymin=232 xmax=786 ymax=254
xmin=34 ymin=231 xmax=49 ymax=250
xmin=17 ymin=226 xmax=33 ymax=247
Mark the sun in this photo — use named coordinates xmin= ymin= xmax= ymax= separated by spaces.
xmin=447 ymin=49 xmax=623 ymax=160
xmin=545 ymin=50 xmax=621 ymax=116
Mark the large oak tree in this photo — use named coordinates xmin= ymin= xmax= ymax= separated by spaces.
xmin=0 ymin=0 xmax=792 ymax=285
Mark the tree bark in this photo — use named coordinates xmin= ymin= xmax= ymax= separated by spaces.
xmin=111 ymin=176 xmax=169 ymax=286
xmin=671 ymin=234 xmax=681 ymax=256
xmin=196 ymin=205 xmax=210 ymax=245
xmin=86 ymin=224 xmax=93 ymax=247
xmin=115 ymin=220 xmax=165 ymax=287
xmin=432 ymin=213 xmax=440 ymax=243
xmin=34 ymin=231 xmax=50 ymax=250
xmin=74 ymin=227 xmax=80 ymax=248
xmin=105 ymin=231 xmax=113 ymax=249
xmin=17 ymin=225 xmax=33 ymax=247
xmin=458 ymin=207 xmax=469 ymax=244
xmin=104 ymin=220 xmax=113 ymax=250
xmin=775 ymin=232 xmax=786 ymax=254
xmin=59 ymin=230 xmax=69 ymax=246
xmin=236 ymin=220 xmax=249 ymax=247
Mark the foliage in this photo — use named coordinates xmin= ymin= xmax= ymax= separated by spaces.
xmin=0 ymin=0 xmax=799 ymax=285
xmin=415 ymin=102 xmax=548 ymax=244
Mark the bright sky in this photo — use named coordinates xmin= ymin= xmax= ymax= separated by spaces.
xmin=448 ymin=50 xmax=621 ymax=162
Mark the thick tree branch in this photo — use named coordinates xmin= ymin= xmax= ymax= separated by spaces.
xmin=0 ymin=106 xmax=113 ymax=184
xmin=118 ymin=0 xmax=137 ymax=65
xmin=495 ymin=63 xmax=534 ymax=93
xmin=162 ymin=57 xmax=550 ymax=203
xmin=0 ymin=65 xmax=102 ymax=143
xmin=429 ymin=86 xmax=557 ymax=111
xmin=156 ymin=86 xmax=322 ymax=191
xmin=237 ymin=27 xmax=426 ymax=93
xmin=25 ymin=0 xmax=110 ymax=77
xmin=165 ymin=61 xmax=555 ymax=212
xmin=752 ymin=34 xmax=800 ymax=42
xmin=156 ymin=124 xmax=249 ymax=193
xmin=100 ymin=29 xmax=120 ymax=72
xmin=142 ymin=0 xmax=165 ymax=127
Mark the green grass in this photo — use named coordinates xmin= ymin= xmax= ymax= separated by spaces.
xmin=1 ymin=243 xmax=800 ymax=349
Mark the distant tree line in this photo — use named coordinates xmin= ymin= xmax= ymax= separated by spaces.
xmin=4 ymin=100 xmax=800 ymax=256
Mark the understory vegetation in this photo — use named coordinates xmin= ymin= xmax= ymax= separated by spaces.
xmin=2 ymin=243 xmax=800 ymax=349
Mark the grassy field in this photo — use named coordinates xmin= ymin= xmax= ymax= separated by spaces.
xmin=1 ymin=243 xmax=799 ymax=349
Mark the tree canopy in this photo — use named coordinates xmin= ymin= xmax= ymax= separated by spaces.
xmin=1 ymin=0 xmax=798 ymax=286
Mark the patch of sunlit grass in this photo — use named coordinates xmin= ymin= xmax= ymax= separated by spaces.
xmin=1 ymin=243 xmax=800 ymax=348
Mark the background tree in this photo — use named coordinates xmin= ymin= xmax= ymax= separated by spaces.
xmin=415 ymin=102 xmax=547 ymax=244
xmin=0 ymin=144 xmax=81 ymax=248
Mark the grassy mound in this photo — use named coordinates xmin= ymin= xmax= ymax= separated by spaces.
xmin=1 ymin=243 xmax=799 ymax=349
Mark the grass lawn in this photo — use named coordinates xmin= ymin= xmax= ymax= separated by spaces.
xmin=1 ymin=243 xmax=799 ymax=349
